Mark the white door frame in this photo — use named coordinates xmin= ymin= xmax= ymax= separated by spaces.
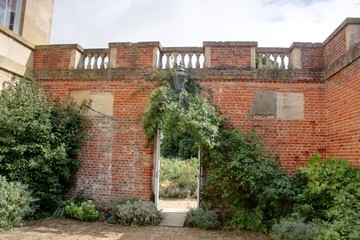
xmin=153 ymin=129 xmax=161 ymax=208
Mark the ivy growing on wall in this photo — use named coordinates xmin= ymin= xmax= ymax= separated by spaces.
xmin=143 ymin=68 xmax=222 ymax=150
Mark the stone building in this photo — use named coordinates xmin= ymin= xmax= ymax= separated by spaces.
xmin=1 ymin=1 xmax=360 ymax=207
xmin=0 ymin=0 xmax=54 ymax=87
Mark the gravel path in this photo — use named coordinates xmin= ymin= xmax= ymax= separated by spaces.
xmin=158 ymin=198 xmax=198 ymax=210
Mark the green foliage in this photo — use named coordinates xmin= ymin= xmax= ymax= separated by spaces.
xmin=65 ymin=200 xmax=101 ymax=222
xmin=111 ymin=200 xmax=161 ymax=226
xmin=143 ymin=69 xmax=222 ymax=149
xmin=293 ymin=155 xmax=360 ymax=239
xmin=0 ymin=176 xmax=35 ymax=230
xmin=0 ymin=78 xmax=88 ymax=217
xmin=161 ymin=132 xmax=198 ymax=159
xmin=225 ymin=206 xmax=266 ymax=232
xmin=270 ymin=218 xmax=322 ymax=240
xmin=203 ymin=128 xmax=293 ymax=228
xmin=184 ymin=208 xmax=221 ymax=229
xmin=160 ymin=157 xmax=198 ymax=198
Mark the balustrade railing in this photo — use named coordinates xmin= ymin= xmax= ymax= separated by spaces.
xmin=77 ymin=49 xmax=110 ymax=69
xmin=256 ymin=48 xmax=290 ymax=69
xmin=159 ymin=47 xmax=204 ymax=69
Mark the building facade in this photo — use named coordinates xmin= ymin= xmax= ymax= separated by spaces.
xmin=0 ymin=0 xmax=54 ymax=87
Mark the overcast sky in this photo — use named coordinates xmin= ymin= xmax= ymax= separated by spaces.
xmin=50 ymin=0 xmax=359 ymax=49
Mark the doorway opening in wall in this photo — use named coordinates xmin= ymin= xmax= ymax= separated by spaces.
xmin=154 ymin=130 xmax=200 ymax=212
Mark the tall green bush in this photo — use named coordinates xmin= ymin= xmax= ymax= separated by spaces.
xmin=0 ymin=176 xmax=35 ymax=230
xmin=0 ymin=78 xmax=88 ymax=217
xmin=203 ymin=128 xmax=294 ymax=228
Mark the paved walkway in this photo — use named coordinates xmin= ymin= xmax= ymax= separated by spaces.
xmin=0 ymin=219 xmax=269 ymax=240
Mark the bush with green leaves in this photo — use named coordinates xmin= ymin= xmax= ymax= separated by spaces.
xmin=111 ymin=199 xmax=161 ymax=226
xmin=160 ymin=157 xmax=198 ymax=198
xmin=225 ymin=206 xmax=266 ymax=232
xmin=0 ymin=78 xmax=88 ymax=217
xmin=184 ymin=208 xmax=221 ymax=229
xmin=292 ymin=155 xmax=360 ymax=239
xmin=203 ymin=128 xmax=294 ymax=229
xmin=0 ymin=176 xmax=35 ymax=230
xmin=270 ymin=218 xmax=322 ymax=240
xmin=65 ymin=200 xmax=101 ymax=222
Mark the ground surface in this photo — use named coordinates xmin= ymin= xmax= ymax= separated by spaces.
xmin=0 ymin=219 xmax=269 ymax=240
xmin=158 ymin=198 xmax=198 ymax=210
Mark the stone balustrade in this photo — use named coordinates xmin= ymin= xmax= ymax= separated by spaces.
xmin=77 ymin=48 xmax=110 ymax=69
xmin=256 ymin=48 xmax=290 ymax=69
xmin=159 ymin=47 xmax=204 ymax=69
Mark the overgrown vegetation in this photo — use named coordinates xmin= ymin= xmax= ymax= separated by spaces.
xmin=0 ymin=176 xmax=35 ymax=230
xmin=144 ymin=68 xmax=360 ymax=238
xmin=0 ymin=78 xmax=88 ymax=218
xmin=110 ymin=199 xmax=161 ymax=226
xmin=160 ymin=157 xmax=198 ymax=198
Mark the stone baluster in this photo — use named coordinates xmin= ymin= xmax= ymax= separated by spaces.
xmin=165 ymin=53 xmax=171 ymax=69
xmin=265 ymin=53 xmax=270 ymax=69
xmin=93 ymin=53 xmax=99 ymax=70
xmin=100 ymin=53 xmax=106 ymax=69
xmin=258 ymin=54 xmax=263 ymax=69
xmin=86 ymin=53 xmax=92 ymax=69
xmin=272 ymin=53 xmax=279 ymax=69
xmin=279 ymin=54 xmax=286 ymax=69
xmin=188 ymin=53 xmax=193 ymax=68
xmin=195 ymin=53 xmax=200 ymax=68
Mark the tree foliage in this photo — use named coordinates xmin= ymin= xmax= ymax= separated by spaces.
xmin=0 ymin=78 xmax=88 ymax=217
xmin=143 ymin=68 xmax=222 ymax=150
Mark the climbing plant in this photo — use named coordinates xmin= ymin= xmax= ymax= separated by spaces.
xmin=143 ymin=67 xmax=222 ymax=150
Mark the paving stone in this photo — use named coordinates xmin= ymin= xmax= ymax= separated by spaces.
xmin=0 ymin=219 xmax=269 ymax=240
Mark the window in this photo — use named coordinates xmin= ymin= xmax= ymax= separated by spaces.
xmin=0 ymin=0 xmax=23 ymax=34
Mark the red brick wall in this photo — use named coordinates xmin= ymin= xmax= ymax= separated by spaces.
xmin=40 ymin=80 xmax=155 ymax=207
xmin=325 ymin=58 xmax=360 ymax=166
xmin=324 ymin=28 xmax=347 ymax=68
xmin=202 ymin=80 xmax=326 ymax=172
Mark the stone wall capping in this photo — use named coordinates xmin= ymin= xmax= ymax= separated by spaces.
xmin=203 ymin=41 xmax=258 ymax=47
xmin=108 ymin=41 xmax=161 ymax=48
xmin=257 ymin=47 xmax=289 ymax=53
xmin=323 ymin=17 xmax=360 ymax=46
xmin=35 ymin=44 xmax=84 ymax=52
xmin=290 ymin=42 xmax=323 ymax=49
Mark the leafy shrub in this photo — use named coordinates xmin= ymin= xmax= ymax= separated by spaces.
xmin=160 ymin=157 xmax=198 ymax=198
xmin=0 ymin=176 xmax=35 ymax=230
xmin=203 ymin=128 xmax=294 ymax=229
xmin=0 ymin=78 xmax=88 ymax=217
xmin=270 ymin=218 xmax=322 ymax=240
xmin=65 ymin=200 xmax=101 ymax=222
xmin=111 ymin=200 xmax=161 ymax=226
xmin=225 ymin=206 xmax=266 ymax=232
xmin=293 ymin=155 xmax=360 ymax=239
xmin=184 ymin=208 xmax=221 ymax=230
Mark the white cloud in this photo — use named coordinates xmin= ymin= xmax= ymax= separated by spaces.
xmin=50 ymin=0 xmax=360 ymax=48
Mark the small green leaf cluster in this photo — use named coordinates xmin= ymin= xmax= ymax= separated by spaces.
xmin=291 ymin=155 xmax=360 ymax=239
xmin=160 ymin=157 xmax=198 ymax=198
xmin=203 ymin=128 xmax=293 ymax=230
xmin=143 ymin=70 xmax=222 ymax=149
xmin=111 ymin=200 xmax=161 ymax=226
xmin=225 ymin=206 xmax=266 ymax=232
xmin=65 ymin=200 xmax=101 ymax=222
xmin=184 ymin=208 xmax=221 ymax=230
xmin=0 ymin=176 xmax=35 ymax=230
xmin=0 ymin=78 xmax=89 ymax=217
